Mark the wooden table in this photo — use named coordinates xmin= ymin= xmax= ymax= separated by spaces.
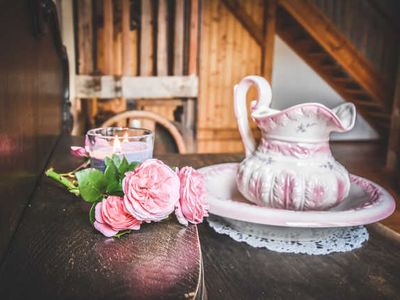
xmin=1 ymin=136 xmax=399 ymax=300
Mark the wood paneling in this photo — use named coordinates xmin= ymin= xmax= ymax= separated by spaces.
xmin=77 ymin=0 xmax=93 ymax=74
xmin=103 ymin=0 xmax=114 ymax=74
xmin=197 ymin=0 xmax=263 ymax=153
xmin=121 ymin=0 xmax=131 ymax=75
xmin=0 ymin=0 xmax=67 ymax=260
xmin=140 ymin=0 xmax=154 ymax=76
xmin=311 ymin=0 xmax=399 ymax=87
xmin=157 ymin=0 xmax=168 ymax=76
xmin=262 ymin=0 xmax=277 ymax=82
xmin=174 ymin=0 xmax=185 ymax=75
xmin=188 ymin=0 xmax=200 ymax=75
xmin=279 ymin=0 xmax=392 ymax=108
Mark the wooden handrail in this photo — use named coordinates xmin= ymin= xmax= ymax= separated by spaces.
xmin=279 ymin=0 xmax=391 ymax=108
xmin=222 ymin=0 xmax=391 ymax=110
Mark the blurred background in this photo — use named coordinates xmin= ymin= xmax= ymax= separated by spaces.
xmin=56 ymin=0 xmax=399 ymax=155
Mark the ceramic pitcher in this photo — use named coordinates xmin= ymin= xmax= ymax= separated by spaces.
xmin=234 ymin=75 xmax=356 ymax=211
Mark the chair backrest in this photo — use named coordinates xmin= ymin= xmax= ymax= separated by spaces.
xmin=101 ymin=110 xmax=187 ymax=154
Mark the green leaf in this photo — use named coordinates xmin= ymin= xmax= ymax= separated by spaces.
xmin=104 ymin=160 xmax=121 ymax=193
xmin=118 ymin=156 xmax=130 ymax=177
xmin=111 ymin=154 xmax=121 ymax=168
xmin=114 ymin=230 xmax=131 ymax=238
xmin=127 ymin=161 xmax=140 ymax=172
xmin=75 ymin=168 xmax=107 ymax=202
xmin=89 ymin=202 xmax=96 ymax=224
xmin=104 ymin=156 xmax=114 ymax=168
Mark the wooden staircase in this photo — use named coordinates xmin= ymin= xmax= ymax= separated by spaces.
xmin=221 ymin=0 xmax=395 ymax=137
xmin=276 ymin=6 xmax=391 ymax=136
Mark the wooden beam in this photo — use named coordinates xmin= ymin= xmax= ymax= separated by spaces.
xmin=122 ymin=0 xmax=131 ymax=75
xmin=221 ymin=0 xmax=263 ymax=46
xmin=173 ymin=0 xmax=185 ymax=75
xmin=188 ymin=0 xmax=199 ymax=75
xmin=103 ymin=0 xmax=114 ymax=74
xmin=77 ymin=0 xmax=93 ymax=74
xmin=261 ymin=0 xmax=277 ymax=82
xmin=140 ymin=0 xmax=154 ymax=75
xmin=279 ymin=0 xmax=391 ymax=108
xmin=75 ymin=75 xmax=199 ymax=98
xmin=157 ymin=0 xmax=168 ymax=75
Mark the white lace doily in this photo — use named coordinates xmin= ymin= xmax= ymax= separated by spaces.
xmin=207 ymin=216 xmax=369 ymax=255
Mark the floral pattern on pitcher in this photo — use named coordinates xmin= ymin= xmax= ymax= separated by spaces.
xmin=234 ymin=75 xmax=356 ymax=211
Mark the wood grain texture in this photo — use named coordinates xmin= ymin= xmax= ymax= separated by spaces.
xmin=76 ymin=75 xmax=198 ymax=98
xmin=198 ymin=221 xmax=400 ymax=300
xmin=174 ymin=0 xmax=185 ymax=75
xmin=197 ymin=0 xmax=262 ymax=153
xmin=261 ymin=0 xmax=277 ymax=82
xmin=188 ymin=0 xmax=199 ymax=75
xmin=77 ymin=0 xmax=93 ymax=74
xmin=279 ymin=0 xmax=391 ymax=108
xmin=1 ymin=135 xmax=399 ymax=299
xmin=157 ymin=0 xmax=168 ymax=76
xmin=121 ymin=0 xmax=131 ymax=75
xmin=103 ymin=0 xmax=114 ymax=74
xmin=0 ymin=0 xmax=66 ymax=261
xmin=140 ymin=0 xmax=154 ymax=76
xmin=310 ymin=0 xmax=399 ymax=86
xmin=0 ymin=136 xmax=204 ymax=300
xmin=161 ymin=142 xmax=400 ymax=300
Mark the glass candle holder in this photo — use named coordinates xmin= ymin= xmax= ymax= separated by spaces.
xmin=86 ymin=127 xmax=154 ymax=170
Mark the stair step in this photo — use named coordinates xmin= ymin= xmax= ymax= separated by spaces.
xmin=345 ymin=89 xmax=371 ymax=99
xmin=351 ymin=100 xmax=382 ymax=108
xmin=323 ymin=68 xmax=348 ymax=78
xmin=343 ymin=82 xmax=361 ymax=90
xmin=307 ymin=52 xmax=333 ymax=64
xmin=308 ymin=52 xmax=327 ymax=59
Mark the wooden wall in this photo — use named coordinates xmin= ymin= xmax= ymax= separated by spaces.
xmin=197 ymin=0 xmax=264 ymax=153
xmin=310 ymin=0 xmax=399 ymax=89
xmin=76 ymin=0 xmax=197 ymax=128
xmin=72 ymin=0 xmax=399 ymax=154
xmin=0 ymin=0 xmax=68 ymax=260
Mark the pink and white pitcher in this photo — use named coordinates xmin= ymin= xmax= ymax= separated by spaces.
xmin=234 ymin=75 xmax=356 ymax=211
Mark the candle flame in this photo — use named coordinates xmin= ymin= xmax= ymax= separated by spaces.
xmin=122 ymin=132 xmax=129 ymax=143
xmin=113 ymin=137 xmax=122 ymax=153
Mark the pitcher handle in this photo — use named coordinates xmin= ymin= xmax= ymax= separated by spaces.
xmin=234 ymin=75 xmax=272 ymax=157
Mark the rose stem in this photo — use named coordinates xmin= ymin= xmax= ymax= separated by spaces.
xmin=45 ymin=168 xmax=80 ymax=196
xmin=59 ymin=160 xmax=90 ymax=177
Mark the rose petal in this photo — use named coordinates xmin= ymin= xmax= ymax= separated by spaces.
xmin=70 ymin=146 xmax=88 ymax=158
xmin=123 ymin=159 xmax=180 ymax=223
xmin=94 ymin=221 xmax=118 ymax=237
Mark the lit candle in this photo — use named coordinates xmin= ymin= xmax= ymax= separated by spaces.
xmin=86 ymin=127 xmax=154 ymax=170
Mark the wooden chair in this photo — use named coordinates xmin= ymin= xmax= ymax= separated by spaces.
xmin=101 ymin=110 xmax=188 ymax=154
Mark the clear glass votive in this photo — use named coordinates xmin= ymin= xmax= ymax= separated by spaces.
xmin=86 ymin=127 xmax=154 ymax=170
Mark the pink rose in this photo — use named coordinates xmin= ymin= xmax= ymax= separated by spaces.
xmin=70 ymin=146 xmax=88 ymax=158
xmin=70 ymin=136 xmax=90 ymax=158
xmin=94 ymin=196 xmax=141 ymax=237
xmin=175 ymin=167 xmax=209 ymax=226
xmin=123 ymin=159 xmax=180 ymax=222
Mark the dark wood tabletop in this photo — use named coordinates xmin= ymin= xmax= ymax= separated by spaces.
xmin=1 ymin=136 xmax=399 ymax=300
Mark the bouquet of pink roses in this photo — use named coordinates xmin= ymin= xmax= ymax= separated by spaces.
xmin=46 ymin=150 xmax=208 ymax=237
